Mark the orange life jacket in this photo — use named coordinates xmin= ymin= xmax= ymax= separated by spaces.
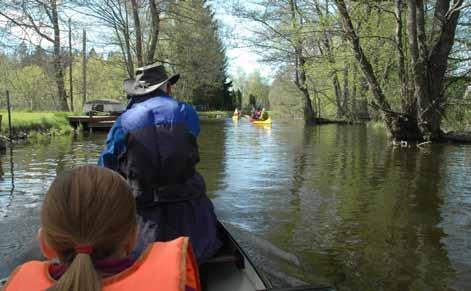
xmin=4 ymin=237 xmax=200 ymax=291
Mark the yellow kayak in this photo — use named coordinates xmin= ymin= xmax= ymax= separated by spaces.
xmin=251 ymin=117 xmax=272 ymax=124
xmin=232 ymin=115 xmax=240 ymax=120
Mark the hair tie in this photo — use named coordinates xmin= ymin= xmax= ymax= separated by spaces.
xmin=75 ymin=245 xmax=93 ymax=254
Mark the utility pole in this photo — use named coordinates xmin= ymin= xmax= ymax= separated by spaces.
xmin=69 ymin=18 xmax=74 ymax=112
xmin=82 ymin=29 xmax=87 ymax=108
xmin=6 ymin=91 xmax=12 ymax=140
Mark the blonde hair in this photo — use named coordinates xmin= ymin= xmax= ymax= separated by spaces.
xmin=41 ymin=165 xmax=137 ymax=291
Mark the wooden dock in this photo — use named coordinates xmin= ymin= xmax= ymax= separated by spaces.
xmin=67 ymin=115 xmax=117 ymax=132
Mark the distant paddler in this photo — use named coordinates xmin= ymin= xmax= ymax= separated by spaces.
xmin=232 ymin=108 xmax=241 ymax=120
xmin=251 ymin=107 xmax=272 ymax=124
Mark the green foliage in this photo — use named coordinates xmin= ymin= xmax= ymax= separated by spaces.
xmin=166 ymin=0 xmax=232 ymax=110
xmin=235 ymin=0 xmax=469 ymax=131
xmin=66 ymin=52 xmax=128 ymax=111
xmin=0 ymin=0 xmax=233 ymax=113
xmin=0 ymin=49 xmax=128 ymax=113
xmin=0 ymin=111 xmax=73 ymax=136
xmin=232 ymin=70 xmax=270 ymax=111
xmin=269 ymin=69 xmax=304 ymax=119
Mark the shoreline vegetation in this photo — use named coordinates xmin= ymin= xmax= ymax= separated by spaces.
xmin=0 ymin=111 xmax=235 ymax=142
xmin=1 ymin=111 xmax=470 ymax=147
xmin=0 ymin=112 xmax=73 ymax=139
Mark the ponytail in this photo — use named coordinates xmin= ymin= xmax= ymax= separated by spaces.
xmin=41 ymin=165 xmax=137 ymax=291
xmin=48 ymin=253 xmax=101 ymax=291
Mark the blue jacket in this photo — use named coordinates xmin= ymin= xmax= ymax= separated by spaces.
xmin=99 ymin=95 xmax=221 ymax=262
xmin=99 ymin=95 xmax=202 ymax=198
xmin=99 ymin=95 xmax=199 ymax=173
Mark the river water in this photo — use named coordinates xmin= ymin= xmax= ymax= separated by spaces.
xmin=0 ymin=120 xmax=470 ymax=291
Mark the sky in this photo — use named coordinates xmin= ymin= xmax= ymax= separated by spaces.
xmin=210 ymin=0 xmax=274 ymax=81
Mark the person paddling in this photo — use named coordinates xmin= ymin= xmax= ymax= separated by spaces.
xmin=99 ymin=63 xmax=221 ymax=263
xmin=233 ymin=108 xmax=241 ymax=118
xmin=252 ymin=107 xmax=262 ymax=120
xmin=3 ymin=165 xmax=200 ymax=291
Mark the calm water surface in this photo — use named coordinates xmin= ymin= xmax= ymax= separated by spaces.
xmin=1 ymin=120 xmax=470 ymax=291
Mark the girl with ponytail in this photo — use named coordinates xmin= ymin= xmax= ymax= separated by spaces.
xmin=4 ymin=165 xmax=200 ymax=291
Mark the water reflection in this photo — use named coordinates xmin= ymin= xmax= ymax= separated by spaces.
xmin=212 ymin=123 xmax=470 ymax=291
xmin=0 ymin=122 xmax=470 ymax=291
xmin=197 ymin=120 xmax=227 ymax=196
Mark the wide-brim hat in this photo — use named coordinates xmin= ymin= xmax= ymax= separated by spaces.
xmin=124 ymin=63 xmax=180 ymax=96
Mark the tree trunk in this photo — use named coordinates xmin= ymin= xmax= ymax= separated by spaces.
xmin=407 ymin=0 xmax=461 ymax=140
xmin=51 ymin=0 xmax=69 ymax=111
xmin=426 ymin=0 xmax=463 ymax=140
xmin=82 ymin=29 xmax=87 ymax=107
xmin=333 ymin=72 xmax=343 ymax=118
xmin=115 ymin=25 xmax=134 ymax=78
xmin=351 ymin=66 xmax=357 ymax=121
xmin=342 ymin=64 xmax=349 ymax=118
xmin=334 ymin=0 xmax=420 ymax=140
xmin=147 ymin=0 xmax=161 ymax=63
xmin=314 ymin=1 xmax=346 ymax=119
xmin=335 ymin=1 xmax=390 ymax=112
xmin=395 ymin=0 xmax=413 ymax=116
xmin=289 ymin=0 xmax=316 ymax=123
xmin=131 ymin=0 xmax=144 ymax=67
xmin=298 ymin=53 xmax=316 ymax=123
xmin=68 ymin=18 xmax=74 ymax=112
xmin=124 ymin=2 xmax=135 ymax=77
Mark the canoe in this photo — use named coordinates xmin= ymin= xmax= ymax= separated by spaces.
xmin=0 ymin=222 xmax=269 ymax=291
xmin=202 ymin=222 xmax=269 ymax=290
xmin=251 ymin=117 xmax=272 ymax=125
xmin=1 ymin=222 xmax=335 ymax=291
xmin=232 ymin=115 xmax=240 ymax=121
xmin=205 ymin=222 xmax=335 ymax=291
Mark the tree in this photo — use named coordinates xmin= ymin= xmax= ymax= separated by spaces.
xmin=245 ymin=71 xmax=270 ymax=109
xmin=75 ymin=0 xmax=168 ymax=78
xmin=334 ymin=0 xmax=467 ymax=140
xmin=0 ymin=0 xmax=70 ymax=110
xmin=233 ymin=0 xmax=317 ymax=122
xmin=167 ymin=0 xmax=231 ymax=109
xmin=269 ymin=68 xmax=305 ymax=118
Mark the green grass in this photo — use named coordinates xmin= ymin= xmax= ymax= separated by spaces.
xmin=0 ymin=111 xmax=73 ymax=137
xmin=198 ymin=111 xmax=231 ymax=119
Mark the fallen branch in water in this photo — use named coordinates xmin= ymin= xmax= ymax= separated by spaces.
xmin=417 ymin=141 xmax=432 ymax=148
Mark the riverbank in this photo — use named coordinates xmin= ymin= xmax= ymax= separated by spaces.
xmin=198 ymin=111 xmax=231 ymax=119
xmin=0 ymin=111 xmax=232 ymax=141
xmin=0 ymin=112 xmax=73 ymax=140
xmin=367 ymin=120 xmax=471 ymax=143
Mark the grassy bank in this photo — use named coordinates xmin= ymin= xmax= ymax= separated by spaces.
xmin=0 ymin=111 xmax=73 ymax=138
xmin=198 ymin=111 xmax=231 ymax=119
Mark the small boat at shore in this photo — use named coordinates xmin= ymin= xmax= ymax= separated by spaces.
xmin=250 ymin=117 xmax=272 ymax=125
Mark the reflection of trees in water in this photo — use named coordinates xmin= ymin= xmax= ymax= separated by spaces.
xmin=261 ymin=124 xmax=452 ymax=290
xmin=266 ymin=125 xmax=341 ymax=286
xmin=0 ymin=155 xmax=3 ymax=178
xmin=4 ymin=147 xmax=15 ymax=214
xmin=196 ymin=121 xmax=226 ymax=197
xmin=332 ymin=141 xmax=452 ymax=291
